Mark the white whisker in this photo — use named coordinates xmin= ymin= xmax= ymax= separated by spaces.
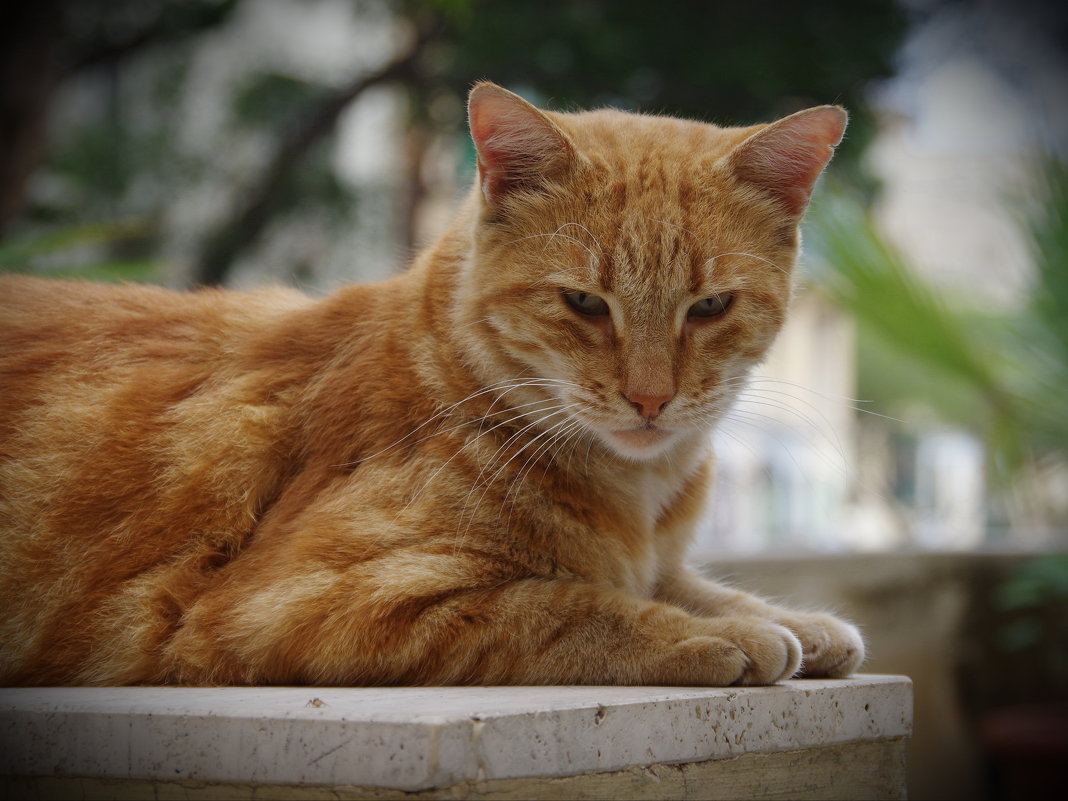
xmin=734 ymin=392 xmax=847 ymax=461
xmin=504 ymin=223 xmax=602 ymax=263
xmin=337 ymin=377 xmax=577 ymax=467
xmin=497 ymin=415 xmax=587 ymax=533
xmin=744 ymin=376 xmax=905 ymax=423
xmin=387 ymin=397 xmax=573 ymax=524
xmin=453 ymin=405 xmax=583 ymax=550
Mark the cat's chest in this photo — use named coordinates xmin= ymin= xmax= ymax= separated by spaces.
xmin=584 ymin=467 xmax=696 ymax=597
xmin=638 ymin=471 xmax=685 ymax=525
xmin=621 ymin=449 xmax=710 ymax=595
xmin=628 ymin=444 xmax=707 ymax=526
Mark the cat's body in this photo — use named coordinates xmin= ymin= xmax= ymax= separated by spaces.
xmin=0 ymin=84 xmax=864 ymax=686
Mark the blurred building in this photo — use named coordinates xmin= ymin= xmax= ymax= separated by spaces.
xmin=699 ymin=0 xmax=1068 ymax=556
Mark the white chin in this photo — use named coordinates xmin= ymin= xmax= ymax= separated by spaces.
xmin=601 ymin=426 xmax=680 ymax=461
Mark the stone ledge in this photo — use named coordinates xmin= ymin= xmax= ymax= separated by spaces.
xmin=1 ymin=739 xmax=910 ymax=801
xmin=0 ymin=675 xmax=911 ymax=797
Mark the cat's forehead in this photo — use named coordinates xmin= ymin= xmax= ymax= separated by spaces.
xmin=528 ymin=211 xmax=733 ymax=300
xmin=548 ymin=108 xmax=760 ymax=236
xmin=489 ymin=107 xmax=793 ymax=294
xmin=550 ymin=108 xmax=752 ymax=167
xmin=544 ymin=113 xmax=752 ymax=280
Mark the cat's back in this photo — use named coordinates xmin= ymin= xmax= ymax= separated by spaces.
xmin=0 ymin=274 xmax=318 ymax=536
xmin=0 ymin=275 xmax=309 ymax=431
xmin=0 ymin=275 xmax=328 ymax=683
xmin=0 ymin=274 xmax=308 ymax=365
xmin=0 ymin=274 xmax=320 ymax=544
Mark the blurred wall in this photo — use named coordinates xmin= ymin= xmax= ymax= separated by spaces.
xmin=699 ymin=551 xmax=1067 ymax=801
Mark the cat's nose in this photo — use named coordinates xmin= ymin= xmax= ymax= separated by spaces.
xmin=625 ymin=391 xmax=674 ymax=420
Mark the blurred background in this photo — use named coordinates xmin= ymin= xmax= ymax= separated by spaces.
xmin=2 ymin=0 xmax=1065 ymax=797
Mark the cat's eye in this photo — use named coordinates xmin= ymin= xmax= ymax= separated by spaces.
xmin=562 ymin=290 xmax=610 ymax=317
xmin=687 ymin=294 xmax=734 ymax=320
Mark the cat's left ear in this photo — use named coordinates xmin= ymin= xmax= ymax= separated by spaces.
xmin=727 ymin=105 xmax=847 ymax=218
xmin=468 ymin=82 xmax=576 ymax=205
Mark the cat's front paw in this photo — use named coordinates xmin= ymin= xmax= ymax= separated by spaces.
xmin=669 ymin=616 xmax=802 ymax=686
xmin=774 ymin=611 xmax=865 ymax=678
xmin=730 ymin=617 xmax=804 ymax=685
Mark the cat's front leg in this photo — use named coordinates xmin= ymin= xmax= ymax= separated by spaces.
xmin=166 ymin=570 xmax=802 ymax=686
xmin=655 ymin=566 xmax=865 ymax=678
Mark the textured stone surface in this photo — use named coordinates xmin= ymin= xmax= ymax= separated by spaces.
xmin=0 ymin=675 xmax=911 ymax=793
xmin=0 ymin=739 xmax=910 ymax=800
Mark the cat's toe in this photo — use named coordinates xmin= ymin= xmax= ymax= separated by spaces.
xmin=741 ymin=621 xmax=803 ymax=685
xmin=709 ymin=617 xmax=802 ymax=686
xmin=664 ymin=617 xmax=801 ymax=686
xmin=779 ymin=612 xmax=865 ymax=678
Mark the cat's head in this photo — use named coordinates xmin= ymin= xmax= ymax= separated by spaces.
xmin=454 ymin=82 xmax=845 ymax=462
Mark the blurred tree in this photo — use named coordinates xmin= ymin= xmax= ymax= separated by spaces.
xmin=1 ymin=0 xmax=907 ymax=285
xmin=806 ymin=158 xmax=1068 ymax=529
xmin=413 ymin=0 xmax=907 ymax=181
xmin=0 ymin=0 xmax=237 ymax=234
xmin=192 ymin=29 xmax=428 ymax=286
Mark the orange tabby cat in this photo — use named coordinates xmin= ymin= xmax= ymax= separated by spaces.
xmin=0 ymin=83 xmax=863 ymax=686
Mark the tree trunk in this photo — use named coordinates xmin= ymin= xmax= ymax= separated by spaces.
xmin=0 ymin=2 xmax=63 ymax=235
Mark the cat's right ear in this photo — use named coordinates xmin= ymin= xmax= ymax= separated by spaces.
xmin=726 ymin=105 xmax=848 ymax=219
xmin=468 ymin=82 xmax=576 ymax=205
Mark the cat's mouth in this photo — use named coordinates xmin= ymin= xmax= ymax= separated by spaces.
xmin=608 ymin=424 xmax=673 ymax=450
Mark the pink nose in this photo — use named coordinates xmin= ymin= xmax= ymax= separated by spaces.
xmin=626 ymin=392 xmax=673 ymax=420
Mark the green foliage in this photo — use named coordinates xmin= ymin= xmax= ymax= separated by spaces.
xmin=24 ymin=41 xmax=202 ymax=232
xmin=1030 ymin=161 xmax=1068 ymax=359
xmin=806 ymin=187 xmax=1015 ymax=426
xmin=806 ymin=161 xmax=1068 ymax=476
xmin=1012 ymin=159 xmax=1068 ymax=455
xmin=50 ymin=125 xmax=130 ymax=203
xmin=62 ymin=0 xmax=238 ymax=66
xmin=992 ymin=555 xmax=1068 ymax=688
xmin=44 ymin=121 xmax=188 ymax=219
xmin=230 ymin=72 xmax=358 ymax=220
xmin=417 ymin=0 xmax=907 ymax=184
xmin=233 ymin=73 xmax=328 ymax=130
xmin=6 ymin=0 xmax=909 ymax=286
xmin=994 ymin=554 xmax=1068 ymax=611
xmin=0 ymin=219 xmax=162 ymax=283
xmin=808 ymin=191 xmax=999 ymax=394
xmin=283 ymin=156 xmax=358 ymax=223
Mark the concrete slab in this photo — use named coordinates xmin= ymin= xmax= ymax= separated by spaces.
xmin=0 ymin=675 xmax=911 ymax=793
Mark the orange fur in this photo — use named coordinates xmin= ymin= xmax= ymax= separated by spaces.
xmin=0 ymin=84 xmax=863 ymax=686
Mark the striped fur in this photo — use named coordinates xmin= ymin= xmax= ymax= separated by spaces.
xmin=0 ymin=84 xmax=863 ymax=686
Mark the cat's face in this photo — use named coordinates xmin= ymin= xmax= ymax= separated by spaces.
xmin=457 ymin=85 xmax=845 ymax=462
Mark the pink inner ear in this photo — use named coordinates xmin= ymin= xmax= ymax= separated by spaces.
xmin=469 ymin=91 xmax=525 ymax=198
xmin=468 ymin=86 xmax=571 ymax=201
xmin=733 ymin=106 xmax=848 ymax=216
